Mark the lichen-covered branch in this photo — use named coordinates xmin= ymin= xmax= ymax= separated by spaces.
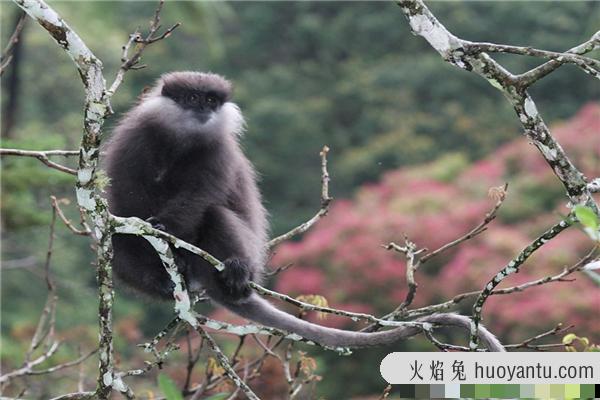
xmin=463 ymin=42 xmax=600 ymax=80
xmin=396 ymin=0 xmax=598 ymax=351
xmin=397 ymin=0 xmax=598 ymax=215
xmin=518 ymin=31 xmax=600 ymax=86
xmin=406 ymin=245 xmax=597 ymax=319
xmin=469 ymin=217 xmax=574 ymax=349
xmin=195 ymin=326 xmax=260 ymax=400
xmin=10 ymin=0 xmax=175 ymax=397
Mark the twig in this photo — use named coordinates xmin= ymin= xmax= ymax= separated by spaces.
xmin=423 ymin=330 xmax=471 ymax=352
xmin=0 ymin=148 xmax=78 ymax=175
xmin=407 ymin=246 xmax=597 ymax=318
xmin=51 ymin=196 xmax=91 ymax=236
xmin=265 ymin=262 xmax=295 ymax=277
xmin=268 ymin=146 xmax=332 ymax=248
xmin=419 ymin=183 xmax=508 ymax=263
xmin=518 ymin=31 xmax=600 ymax=86
xmin=106 ymin=0 xmax=180 ymax=97
xmin=0 ymin=11 xmax=26 ymax=76
xmin=383 ymin=237 xmax=425 ymax=311
xmin=249 ymin=282 xmax=427 ymax=329
xmin=195 ymin=326 xmax=260 ymax=400
xmin=463 ymin=41 xmax=600 ymax=80
xmin=505 ymin=323 xmax=573 ymax=351
xmin=364 ymin=185 xmax=508 ymax=332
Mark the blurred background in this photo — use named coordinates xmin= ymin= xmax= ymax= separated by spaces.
xmin=1 ymin=1 xmax=599 ymax=398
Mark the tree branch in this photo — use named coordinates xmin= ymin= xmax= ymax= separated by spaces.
xmin=0 ymin=10 xmax=26 ymax=76
xmin=0 ymin=148 xmax=78 ymax=175
xmin=268 ymin=146 xmax=333 ymax=248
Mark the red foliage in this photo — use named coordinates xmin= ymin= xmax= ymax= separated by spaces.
xmin=270 ymin=104 xmax=600 ymax=344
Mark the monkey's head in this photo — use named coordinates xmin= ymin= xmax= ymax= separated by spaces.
xmin=141 ymin=71 xmax=245 ymax=141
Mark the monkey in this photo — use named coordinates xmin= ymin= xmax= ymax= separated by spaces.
xmin=103 ymin=71 xmax=504 ymax=351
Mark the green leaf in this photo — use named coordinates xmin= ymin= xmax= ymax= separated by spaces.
xmin=205 ymin=394 xmax=231 ymax=400
xmin=158 ymin=374 xmax=184 ymax=400
xmin=574 ymin=205 xmax=599 ymax=230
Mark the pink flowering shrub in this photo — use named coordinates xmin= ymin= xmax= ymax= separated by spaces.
xmin=270 ymin=104 xmax=600 ymax=343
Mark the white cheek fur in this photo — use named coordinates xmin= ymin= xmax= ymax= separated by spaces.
xmin=138 ymin=97 xmax=245 ymax=138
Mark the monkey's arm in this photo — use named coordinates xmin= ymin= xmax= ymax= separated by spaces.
xmin=152 ymin=191 xmax=218 ymax=241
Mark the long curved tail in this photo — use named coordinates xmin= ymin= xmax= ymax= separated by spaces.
xmin=222 ymin=294 xmax=505 ymax=351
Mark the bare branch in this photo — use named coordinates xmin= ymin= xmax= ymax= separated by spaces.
xmin=0 ymin=11 xmax=26 ymax=76
xmin=505 ymin=323 xmax=573 ymax=351
xmin=383 ymin=237 xmax=425 ymax=311
xmin=249 ymin=281 xmax=428 ymax=330
xmin=268 ymin=146 xmax=332 ymax=248
xmin=106 ymin=0 xmax=180 ymax=97
xmin=51 ymin=196 xmax=91 ymax=236
xmin=397 ymin=0 xmax=598 ymax=214
xmin=420 ymin=183 xmax=508 ymax=263
xmin=463 ymin=41 xmax=600 ymax=80
xmin=196 ymin=326 xmax=260 ymax=400
xmin=518 ymin=30 xmax=600 ymax=86
xmin=407 ymin=246 xmax=597 ymax=318
xmin=0 ymin=148 xmax=78 ymax=175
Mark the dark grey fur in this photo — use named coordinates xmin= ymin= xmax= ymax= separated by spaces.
xmin=104 ymin=71 xmax=505 ymax=351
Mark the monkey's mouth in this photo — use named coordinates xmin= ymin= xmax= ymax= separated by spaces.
xmin=193 ymin=111 xmax=213 ymax=124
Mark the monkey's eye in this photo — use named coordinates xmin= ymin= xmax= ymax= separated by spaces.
xmin=205 ymin=93 xmax=219 ymax=107
xmin=186 ymin=93 xmax=201 ymax=104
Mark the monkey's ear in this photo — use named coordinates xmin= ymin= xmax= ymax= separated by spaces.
xmin=138 ymin=86 xmax=151 ymax=100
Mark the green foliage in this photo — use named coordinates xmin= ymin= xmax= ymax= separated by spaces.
xmin=574 ymin=205 xmax=600 ymax=241
xmin=563 ymin=333 xmax=600 ymax=352
xmin=158 ymin=374 xmax=184 ymax=400
xmin=574 ymin=205 xmax=599 ymax=230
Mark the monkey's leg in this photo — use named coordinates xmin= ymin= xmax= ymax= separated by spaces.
xmin=191 ymin=206 xmax=262 ymax=302
xmin=112 ymin=234 xmax=175 ymax=299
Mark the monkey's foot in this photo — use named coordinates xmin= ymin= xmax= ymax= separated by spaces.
xmin=218 ymin=258 xmax=252 ymax=300
xmin=146 ymin=216 xmax=167 ymax=232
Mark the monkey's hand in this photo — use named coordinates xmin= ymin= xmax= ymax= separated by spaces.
xmin=146 ymin=216 xmax=167 ymax=232
xmin=217 ymin=259 xmax=253 ymax=301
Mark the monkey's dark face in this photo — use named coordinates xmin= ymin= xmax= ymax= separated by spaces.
xmin=160 ymin=71 xmax=233 ymax=124
xmin=138 ymin=72 xmax=244 ymax=140
xmin=163 ymin=89 xmax=226 ymax=123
